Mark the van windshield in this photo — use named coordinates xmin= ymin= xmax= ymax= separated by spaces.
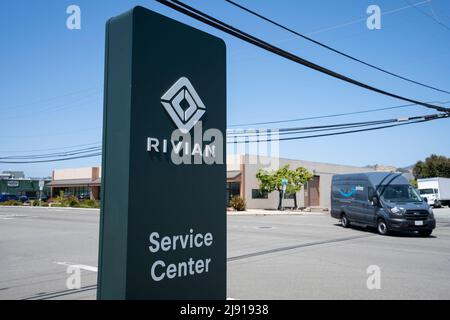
xmin=379 ymin=184 xmax=422 ymax=203
xmin=419 ymin=188 xmax=434 ymax=195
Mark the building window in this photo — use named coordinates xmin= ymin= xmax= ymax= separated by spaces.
xmin=227 ymin=182 xmax=240 ymax=202
xmin=252 ymin=189 xmax=268 ymax=199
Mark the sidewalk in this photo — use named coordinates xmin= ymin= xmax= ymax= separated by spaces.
xmin=1 ymin=205 xmax=329 ymax=216
xmin=227 ymin=208 xmax=328 ymax=216
xmin=0 ymin=205 xmax=100 ymax=211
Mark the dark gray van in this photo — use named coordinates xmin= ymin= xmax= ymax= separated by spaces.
xmin=331 ymin=172 xmax=435 ymax=236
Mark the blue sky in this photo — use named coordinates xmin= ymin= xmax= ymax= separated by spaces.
xmin=0 ymin=0 xmax=449 ymax=177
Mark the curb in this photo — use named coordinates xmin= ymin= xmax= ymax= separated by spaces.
xmin=0 ymin=205 xmax=100 ymax=211
xmin=227 ymin=211 xmax=327 ymax=216
xmin=1 ymin=206 xmax=327 ymax=215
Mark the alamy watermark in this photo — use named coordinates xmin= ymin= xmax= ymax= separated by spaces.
xmin=66 ymin=265 xmax=81 ymax=289
xmin=227 ymin=128 xmax=280 ymax=170
xmin=366 ymin=265 xmax=381 ymax=290
xmin=367 ymin=5 xmax=381 ymax=30
xmin=66 ymin=5 xmax=81 ymax=30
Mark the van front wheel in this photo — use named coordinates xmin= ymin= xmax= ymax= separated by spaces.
xmin=377 ymin=219 xmax=389 ymax=236
xmin=341 ymin=214 xmax=350 ymax=228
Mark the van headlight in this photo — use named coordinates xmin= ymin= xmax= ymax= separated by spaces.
xmin=428 ymin=207 xmax=434 ymax=218
xmin=389 ymin=206 xmax=406 ymax=215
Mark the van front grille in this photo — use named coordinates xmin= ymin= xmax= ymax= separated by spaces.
xmin=404 ymin=210 xmax=429 ymax=220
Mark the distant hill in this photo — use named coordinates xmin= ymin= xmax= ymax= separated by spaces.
xmin=401 ymin=164 xmax=415 ymax=172
xmin=364 ymin=164 xmax=415 ymax=181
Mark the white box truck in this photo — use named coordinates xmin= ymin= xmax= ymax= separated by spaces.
xmin=417 ymin=177 xmax=450 ymax=208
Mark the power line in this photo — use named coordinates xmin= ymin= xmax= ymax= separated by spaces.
xmin=224 ymin=0 xmax=450 ymax=95
xmin=0 ymin=126 xmax=101 ymax=139
xmin=0 ymin=142 xmax=101 ymax=154
xmin=1 ymin=115 xmax=446 ymax=162
xmin=228 ymin=121 xmax=395 ymax=138
xmin=0 ymin=117 xmax=435 ymax=158
xmin=0 ymin=87 xmax=101 ymax=111
xmin=227 ymin=113 xmax=445 ymax=137
xmin=306 ymin=0 xmax=430 ymax=36
xmin=228 ymin=118 xmax=396 ymax=135
xmin=156 ymin=0 xmax=450 ymax=114
xmin=0 ymin=146 xmax=102 ymax=160
xmin=0 ymin=152 xmax=102 ymax=164
xmin=228 ymin=100 xmax=450 ymax=127
xmin=227 ymin=113 xmax=448 ymax=143
xmin=228 ymin=0 xmax=431 ymax=57
xmin=3 ymin=92 xmax=101 ymax=120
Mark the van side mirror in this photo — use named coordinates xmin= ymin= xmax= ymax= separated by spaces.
xmin=423 ymin=197 xmax=428 ymax=204
xmin=370 ymin=196 xmax=379 ymax=207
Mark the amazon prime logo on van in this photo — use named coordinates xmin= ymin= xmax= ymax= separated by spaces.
xmin=339 ymin=185 xmax=364 ymax=198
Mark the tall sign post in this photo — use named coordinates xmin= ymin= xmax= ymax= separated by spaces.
xmin=281 ymin=178 xmax=288 ymax=211
xmin=38 ymin=180 xmax=44 ymax=206
xmin=97 ymin=6 xmax=226 ymax=299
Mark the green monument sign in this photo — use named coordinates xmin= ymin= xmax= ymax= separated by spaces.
xmin=97 ymin=6 xmax=226 ymax=299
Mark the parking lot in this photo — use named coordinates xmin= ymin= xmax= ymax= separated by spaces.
xmin=1 ymin=206 xmax=449 ymax=300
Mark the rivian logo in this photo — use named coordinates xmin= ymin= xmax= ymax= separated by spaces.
xmin=161 ymin=77 xmax=206 ymax=133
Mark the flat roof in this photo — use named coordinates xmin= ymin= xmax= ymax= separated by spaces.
xmin=227 ymin=170 xmax=241 ymax=180
xmin=47 ymin=178 xmax=100 ymax=187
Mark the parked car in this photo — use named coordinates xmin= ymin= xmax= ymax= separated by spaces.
xmin=331 ymin=172 xmax=435 ymax=237
xmin=0 ymin=193 xmax=19 ymax=203
xmin=77 ymin=193 xmax=90 ymax=201
xmin=19 ymin=195 xmax=28 ymax=203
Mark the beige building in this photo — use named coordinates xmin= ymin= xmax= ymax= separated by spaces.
xmin=226 ymin=154 xmax=398 ymax=210
xmin=47 ymin=156 xmax=399 ymax=207
xmin=48 ymin=166 xmax=101 ymax=200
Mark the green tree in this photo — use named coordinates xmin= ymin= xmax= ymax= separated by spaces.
xmin=256 ymin=165 xmax=313 ymax=210
xmin=413 ymin=154 xmax=450 ymax=179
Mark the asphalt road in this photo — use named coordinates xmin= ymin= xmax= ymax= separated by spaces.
xmin=1 ymin=206 xmax=450 ymax=300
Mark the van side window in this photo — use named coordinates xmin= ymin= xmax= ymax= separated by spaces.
xmin=368 ymin=186 xmax=376 ymax=200
xmin=354 ymin=184 xmax=367 ymax=201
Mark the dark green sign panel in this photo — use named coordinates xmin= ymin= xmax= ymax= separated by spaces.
xmin=97 ymin=6 xmax=226 ymax=300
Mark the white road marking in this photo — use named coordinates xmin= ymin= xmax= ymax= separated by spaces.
xmin=0 ymin=214 xmax=28 ymax=220
xmin=55 ymin=261 xmax=98 ymax=272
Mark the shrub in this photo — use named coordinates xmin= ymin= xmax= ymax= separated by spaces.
xmin=0 ymin=200 xmax=22 ymax=206
xmin=51 ymin=195 xmax=79 ymax=207
xmin=75 ymin=199 xmax=100 ymax=209
xmin=83 ymin=199 xmax=100 ymax=208
xmin=32 ymin=200 xmax=49 ymax=207
xmin=229 ymin=196 xmax=246 ymax=211
xmin=65 ymin=196 xmax=80 ymax=207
